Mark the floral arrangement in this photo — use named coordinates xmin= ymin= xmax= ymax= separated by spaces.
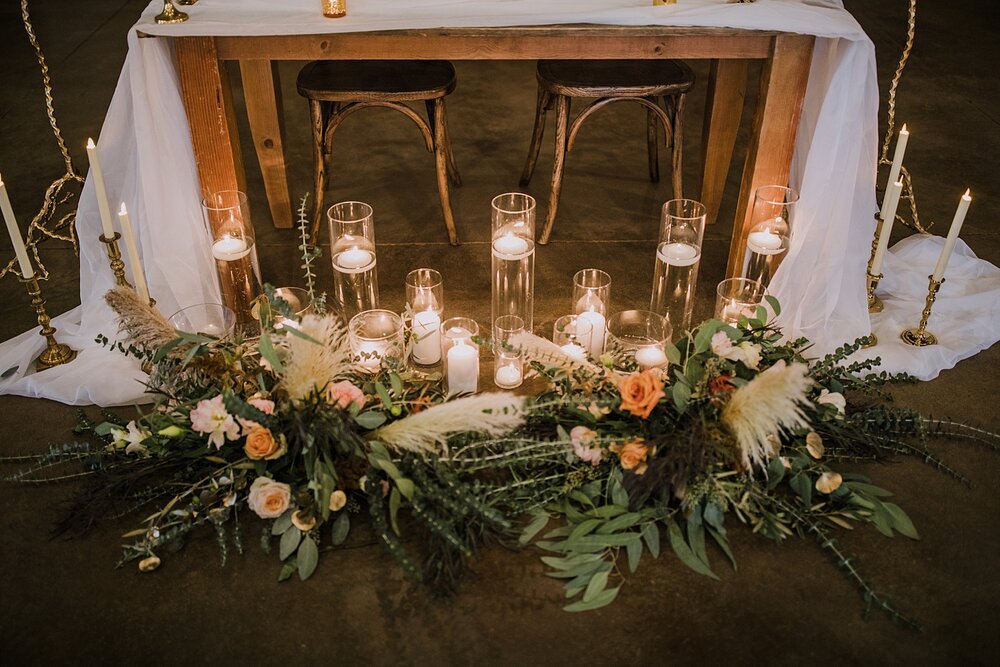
xmin=8 ymin=287 xmax=998 ymax=628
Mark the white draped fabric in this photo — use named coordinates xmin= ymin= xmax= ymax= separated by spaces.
xmin=0 ymin=0 xmax=994 ymax=404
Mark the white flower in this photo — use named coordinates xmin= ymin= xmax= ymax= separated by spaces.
xmin=737 ymin=342 xmax=762 ymax=370
xmin=111 ymin=420 xmax=151 ymax=456
xmin=817 ymin=389 xmax=847 ymax=415
xmin=711 ymin=331 xmax=734 ymax=356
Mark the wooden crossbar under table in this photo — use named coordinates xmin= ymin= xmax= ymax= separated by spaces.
xmin=165 ymin=26 xmax=814 ymax=279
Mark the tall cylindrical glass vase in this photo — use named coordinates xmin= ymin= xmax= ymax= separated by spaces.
xmin=491 ymin=193 xmax=535 ymax=333
xmin=650 ymin=199 xmax=706 ymax=333
xmin=329 ymin=201 xmax=379 ymax=321
xmin=202 ymin=190 xmax=262 ymax=335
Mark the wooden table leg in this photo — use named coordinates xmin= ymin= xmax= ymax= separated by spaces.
xmin=700 ymin=58 xmax=748 ymax=226
xmin=726 ymin=34 xmax=815 ymax=279
xmin=175 ymin=37 xmax=246 ymax=201
xmin=240 ymin=60 xmax=293 ymax=228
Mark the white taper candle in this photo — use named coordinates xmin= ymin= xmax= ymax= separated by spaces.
xmin=0 ymin=175 xmax=34 ymax=279
xmin=87 ymin=138 xmax=116 ymax=239
xmin=871 ymin=180 xmax=903 ymax=276
xmin=931 ymin=189 xmax=972 ymax=281
xmin=117 ymin=203 xmax=150 ymax=302
xmin=884 ymin=124 xmax=909 ymax=197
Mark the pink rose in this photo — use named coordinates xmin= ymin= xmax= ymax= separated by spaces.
xmin=570 ymin=426 xmax=603 ymax=466
xmin=247 ymin=476 xmax=292 ymax=519
xmin=326 ymin=380 xmax=366 ymax=410
xmin=710 ymin=330 xmax=734 ymax=356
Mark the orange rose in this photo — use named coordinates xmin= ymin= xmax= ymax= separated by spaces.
xmin=243 ymin=427 xmax=286 ymax=460
xmin=618 ymin=370 xmax=666 ymax=419
xmin=610 ymin=439 xmax=650 ymax=475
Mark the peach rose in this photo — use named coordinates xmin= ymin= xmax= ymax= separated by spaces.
xmin=247 ymin=476 xmax=292 ymax=519
xmin=326 ymin=380 xmax=366 ymax=410
xmin=618 ymin=370 xmax=666 ymax=419
xmin=610 ymin=439 xmax=650 ymax=475
xmin=243 ymin=427 xmax=286 ymax=460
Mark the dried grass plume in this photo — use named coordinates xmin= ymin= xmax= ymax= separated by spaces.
xmin=280 ymin=314 xmax=353 ymax=401
xmin=509 ymin=331 xmax=602 ymax=375
xmin=374 ymin=393 xmax=526 ymax=455
xmin=104 ymin=287 xmax=176 ymax=352
xmin=721 ymin=360 xmax=812 ymax=471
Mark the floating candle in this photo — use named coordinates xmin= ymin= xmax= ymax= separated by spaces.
xmin=559 ymin=342 xmax=587 ymax=362
xmin=746 ymin=229 xmax=783 ymax=255
xmin=492 ymin=233 xmax=529 ymax=258
xmin=635 ymin=346 xmax=668 ymax=369
xmin=657 ymin=242 xmax=700 ymax=267
xmin=336 ymin=246 xmax=374 ymax=272
xmin=211 ymin=235 xmax=251 ymax=262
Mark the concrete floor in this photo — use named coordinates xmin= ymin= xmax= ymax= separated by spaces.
xmin=1 ymin=1 xmax=999 ymax=664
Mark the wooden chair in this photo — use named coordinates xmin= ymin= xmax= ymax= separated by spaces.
xmin=296 ymin=60 xmax=462 ymax=245
xmin=519 ymin=59 xmax=696 ymax=244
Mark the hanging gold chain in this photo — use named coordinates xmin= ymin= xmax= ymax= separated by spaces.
xmin=879 ymin=0 xmax=929 ymax=233
xmin=2 ymin=0 xmax=84 ymax=281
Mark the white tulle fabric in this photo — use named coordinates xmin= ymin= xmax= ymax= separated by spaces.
xmin=0 ymin=0 xmax=992 ymax=405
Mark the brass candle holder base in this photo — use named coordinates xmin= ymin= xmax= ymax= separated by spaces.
xmin=866 ymin=271 xmax=884 ymax=313
xmin=19 ymin=276 xmax=77 ymax=371
xmin=900 ymin=275 xmax=943 ymax=348
xmin=155 ymin=1 xmax=189 ymax=24
xmin=99 ymin=232 xmax=133 ymax=289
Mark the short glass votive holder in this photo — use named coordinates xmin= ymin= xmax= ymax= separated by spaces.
xmin=552 ymin=314 xmax=594 ymax=363
xmin=742 ymin=185 xmax=798 ymax=287
xmin=329 ymin=201 xmax=379 ymax=320
xmin=202 ymin=190 xmax=262 ymax=335
xmin=650 ymin=199 xmax=706 ymax=333
xmin=348 ymin=309 xmax=404 ymax=373
xmin=441 ymin=317 xmax=480 ymax=396
xmin=322 ymin=0 xmax=347 ymax=19
xmin=572 ymin=268 xmax=611 ymax=357
xmin=715 ymin=277 xmax=766 ymax=326
xmin=168 ymin=303 xmax=237 ymax=340
xmin=267 ymin=287 xmax=313 ymax=331
xmin=607 ymin=310 xmax=671 ymax=370
xmin=492 ymin=315 xmax=525 ymax=390
xmin=491 ymin=193 xmax=536 ymax=332
xmin=406 ymin=268 xmax=444 ymax=366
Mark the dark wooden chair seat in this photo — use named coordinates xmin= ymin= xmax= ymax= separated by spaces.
xmin=520 ymin=60 xmax=696 ymax=244
xmin=296 ymin=60 xmax=461 ymax=245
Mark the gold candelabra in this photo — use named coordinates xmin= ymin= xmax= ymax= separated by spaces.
xmin=99 ymin=232 xmax=133 ymax=289
xmin=19 ymin=275 xmax=77 ymax=370
xmin=901 ymin=275 xmax=943 ymax=347
xmin=155 ymin=1 xmax=189 ymax=24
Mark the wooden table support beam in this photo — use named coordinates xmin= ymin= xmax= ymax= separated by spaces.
xmin=700 ymin=58 xmax=748 ymax=226
xmin=240 ymin=60 xmax=293 ymax=228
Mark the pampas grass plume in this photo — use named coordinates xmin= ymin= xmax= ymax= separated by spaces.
xmin=281 ymin=314 xmax=353 ymax=401
xmin=104 ymin=287 xmax=176 ymax=351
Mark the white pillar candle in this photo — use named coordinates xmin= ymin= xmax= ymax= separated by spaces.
xmin=87 ymin=138 xmax=116 ymax=239
xmin=931 ymin=189 xmax=972 ymax=281
xmin=635 ymin=346 xmax=668 ymax=369
xmin=336 ymin=246 xmax=374 ymax=272
xmin=446 ymin=337 xmax=479 ymax=394
xmin=0 ymin=175 xmax=34 ymax=279
xmin=117 ymin=203 xmax=150 ymax=302
xmin=494 ymin=361 xmax=522 ymax=389
xmin=871 ymin=180 xmax=903 ymax=275
xmin=411 ymin=309 xmax=442 ymax=365
xmin=885 ymin=124 xmax=909 ymax=195
xmin=576 ymin=309 xmax=606 ymax=358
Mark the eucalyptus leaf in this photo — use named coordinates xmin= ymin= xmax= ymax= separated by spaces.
xmin=520 ymin=512 xmax=549 ymax=546
xmin=641 ymin=521 xmax=661 ymax=558
xmin=582 ymin=569 xmax=610 ymax=602
xmin=389 ymin=488 xmax=403 ymax=536
xmin=626 ymin=535 xmax=642 ymax=573
xmin=258 ymin=332 xmax=285 ymax=373
xmin=569 ymin=518 xmax=603 ymax=540
xmin=277 ymin=558 xmax=297 ymax=582
xmin=597 ymin=512 xmax=641 ymax=534
xmin=667 ymin=520 xmax=719 ymax=580
xmin=394 ymin=477 xmax=416 ymax=500
xmin=672 ymin=382 xmax=692 ymax=412
xmin=271 ymin=510 xmax=294 ymax=536
xmin=707 ymin=525 xmax=737 ymax=571
xmin=374 ymin=381 xmax=393 ymax=409
xmin=297 ymin=537 xmax=319 ymax=580
xmin=331 ymin=512 xmax=350 ymax=545
xmin=589 ymin=505 xmax=628 ymax=520
xmin=355 ymin=411 xmax=388 ymax=430
xmin=563 ymin=585 xmax=620 ymax=612
xmin=882 ymin=502 xmax=919 ymax=540
xmin=279 ymin=525 xmax=302 ymax=560
xmin=845 ymin=482 xmax=894 ymax=498
xmin=664 ymin=341 xmax=682 ymax=365
xmin=766 ymin=457 xmax=786 ymax=490
xmin=764 ymin=294 xmax=781 ymax=316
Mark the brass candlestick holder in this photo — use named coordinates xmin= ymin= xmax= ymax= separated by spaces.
xmin=901 ymin=275 xmax=944 ymax=347
xmin=155 ymin=1 xmax=189 ymax=24
xmin=99 ymin=232 xmax=134 ymax=289
xmin=865 ymin=214 xmax=885 ymax=313
xmin=19 ymin=275 xmax=77 ymax=370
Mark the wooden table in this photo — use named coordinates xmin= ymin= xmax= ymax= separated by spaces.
xmin=169 ymin=26 xmax=814 ymax=278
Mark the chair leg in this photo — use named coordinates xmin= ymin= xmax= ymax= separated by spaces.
xmin=538 ymin=94 xmax=570 ymax=245
xmin=308 ymin=100 xmax=327 ymax=245
xmin=432 ymin=98 xmax=460 ymax=246
xmin=671 ymin=94 xmax=685 ymax=200
xmin=646 ymin=98 xmax=660 ymax=184
xmin=440 ymin=101 xmax=462 ymax=187
xmin=519 ymin=87 xmax=552 ymax=188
